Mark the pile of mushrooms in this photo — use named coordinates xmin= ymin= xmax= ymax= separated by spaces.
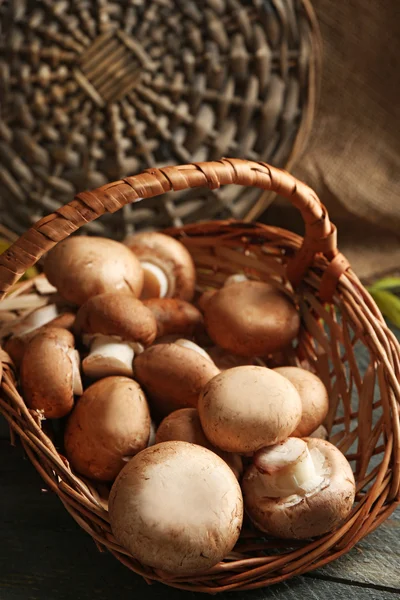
xmin=3 ymin=231 xmax=356 ymax=575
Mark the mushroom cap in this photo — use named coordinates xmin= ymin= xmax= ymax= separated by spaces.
xmin=74 ymin=293 xmax=157 ymax=346
xmin=64 ymin=376 xmax=150 ymax=481
xmin=109 ymin=441 xmax=243 ymax=574
xmin=274 ymin=367 xmax=329 ymax=437
xmin=198 ymin=366 xmax=302 ymax=454
xmin=124 ymin=232 xmax=196 ymax=301
xmin=44 ymin=236 xmax=144 ymax=305
xmin=197 ymin=289 xmax=216 ymax=312
xmin=134 ymin=343 xmax=220 ymax=417
xmin=202 ymin=281 xmax=300 ymax=356
xmin=207 ymin=346 xmax=256 ymax=371
xmin=143 ymin=297 xmax=203 ymax=339
xmin=5 ymin=311 xmax=76 ymax=369
xmin=20 ymin=327 xmax=78 ymax=418
xmin=155 ymin=408 xmax=243 ymax=479
xmin=242 ymin=438 xmax=355 ymax=539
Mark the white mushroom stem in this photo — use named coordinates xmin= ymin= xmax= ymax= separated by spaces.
xmin=309 ymin=425 xmax=329 ymax=440
xmin=175 ymin=339 xmax=214 ymax=363
xmin=224 ymin=273 xmax=249 ymax=287
xmin=140 ymin=261 xmax=169 ymax=298
xmin=147 ymin=421 xmax=157 ymax=447
xmin=15 ymin=304 xmax=59 ymax=336
xmin=67 ymin=349 xmax=83 ymax=396
xmin=254 ymin=438 xmax=326 ymax=498
xmin=82 ymin=335 xmax=143 ymax=378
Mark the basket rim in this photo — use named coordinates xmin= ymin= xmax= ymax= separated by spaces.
xmin=0 ymin=158 xmax=343 ymax=301
xmin=0 ymin=217 xmax=399 ymax=593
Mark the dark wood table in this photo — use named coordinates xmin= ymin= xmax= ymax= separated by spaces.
xmin=1 ymin=324 xmax=399 ymax=599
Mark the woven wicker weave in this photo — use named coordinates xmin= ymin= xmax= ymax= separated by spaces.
xmin=0 ymin=0 xmax=320 ymax=238
xmin=0 ymin=158 xmax=399 ymax=593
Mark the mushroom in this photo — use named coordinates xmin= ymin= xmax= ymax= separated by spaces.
xmin=156 ymin=408 xmax=243 ymax=479
xmin=309 ymin=424 xmax=329 ymax=440
xmin=20 ymin=327 xmax=82 ymax=418
xmin=224 ymin=273 xmax=249 ymax=286
xmin=197 ymin=289 xmax=216 ymax=312
xmin=64 ymin=376 xmax=151 ymax=481
xmin=134 ymin=341 xmax=220 ymax=418
xmin=274 ymin=367 xmax=329 ymax=437
xmin=174 ymin=338 xmax=213 ymax=362
xmin=109 ymin=441 xmax=243 ymax=575
xmin=147 ymin=421 xmax=157 ymax=447
xmin=9 ymin=303 xmax=60 ymax=337
xmin=196 ymin=274 xmax=248 ymax=313
xmin=74 ymin=293 xmax=157 ymax=378
xmin=198 ymin=366 xmax=302 ymax=454
xmin=142 ymin=297 xmax=203 ymax=339
xmin=201 ymin=280 xmax=300 ymax=356
xmin=207 ymin=346 xmax=256 ymax=370
xmin=124 ymin=232 xmax=196 ymax=301
xmin=4 ymin=308 xmax=76 ymax=368
xmin=44 ymin=236 xmax=144 ymax=305
xmin=242 ymin=437 xmax=355 ymax=539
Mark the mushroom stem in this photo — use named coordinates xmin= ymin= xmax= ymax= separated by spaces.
xmin=140 ymin=261 xmax=169 ymax=299
xmin=16 ymin=304 xmax=59 ymax=336
xmin=175 ymin=339 xmax=214 ymax=363
xmin=224 ymin=274 xmax=248 ymax=286
xmin=309 ymin=424 xmax=329 ymax=440
xmin=82 ymin=335 xmax=142 ymax=378
xmin=254 ymin=438 xmax=325 ymax=498
xmin=68 ymin=349 xmax=83 ymax=396
xmin=147 ymin=421 xmax=157 ymax=447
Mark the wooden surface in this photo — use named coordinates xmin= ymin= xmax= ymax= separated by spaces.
xmin=1 ymin=323 xmax=400 ymax=599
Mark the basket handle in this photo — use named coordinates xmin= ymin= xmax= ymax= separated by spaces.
xmin=0 ymin=158 xmax=348 ymax=301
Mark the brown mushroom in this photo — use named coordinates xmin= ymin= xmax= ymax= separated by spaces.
xmin=142 ymin=297 xmax=203 ymax=339
xmin=202 ymin=280 xmax=300 ymax=356
xmin=124 ymin=232 xmax=195 ymax=301
xmin=44 ymin=236 xmax=144 ymax=305
xmin=207 ymin=346 xmax=256 ymax=370
xmin=109 ymin=441 xmax=243 ymax=575
xmin=64 ymin=376 xmax=151 ymax=481
xmin=74 ymin=293 xmax=157 ymax=378
xmin=156 ymin=408 xmax=243 ymax=479
xmin=5 ymin=308 xmax=76 ymax=368
xmin=198 ymin=366 xmax=302 ymax=454
xmin=20 ymin=327 xmax=82 ymax=418
xmin=242 ymin=437 xmax=355 ymax=539
xmin=274 ymin=367 xmax=329 ymax=437
xmin=134 ymin=341 xmax=220 ymax=418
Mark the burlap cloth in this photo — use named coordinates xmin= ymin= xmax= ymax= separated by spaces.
xmin=267 ymin=0 xmax=400 ymax=283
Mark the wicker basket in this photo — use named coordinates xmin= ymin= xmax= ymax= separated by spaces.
xmin=0 ymin=0 xmax=320 ymax=238
xmin=0 ymin=159 xmax=399 ymax=593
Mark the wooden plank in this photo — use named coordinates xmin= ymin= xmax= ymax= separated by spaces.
xmin=315 ymin=510 xmax=400 ymax=589
xmin=1 ymin=441 xmax=399 ymax=600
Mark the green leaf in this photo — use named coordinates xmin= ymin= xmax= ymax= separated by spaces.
xmin=369 ymin=289 xmax=400 ymax=327
xmin=367 ymin=277 xmax=400 ymax=293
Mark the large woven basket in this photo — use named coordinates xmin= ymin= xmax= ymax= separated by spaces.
xmin=0 ymin=159 xmax=399 ymax=593
xmin=0 ymin=0 xmax=321 ymax=238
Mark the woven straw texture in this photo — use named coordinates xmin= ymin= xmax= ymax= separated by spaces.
xmin=0 ymin=0 xmax=320 ymax=238
xmin=0 ymin=159 xmax=399 ymax=593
